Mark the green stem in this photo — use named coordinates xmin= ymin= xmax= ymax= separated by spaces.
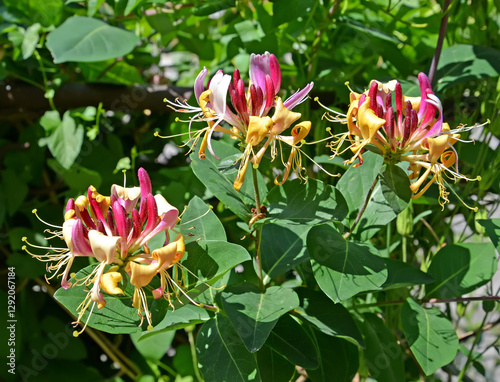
xmin=156 ymin=361 xmax=178 ymax=377
xmin=186 ymin=325 xmax=204 ymax=382
xmin=34 ymin=49 xmax=56 ymax=111
xmin=402 ymin=235 xmax=407 ymax=263
xmin=348 ymin=295 xmax=500 ymax=311
xmin=457 ymin=313 xmax=489 ymax=382
xmin=344 ymin=175 xmax=379 ymax=239
xmin=251 ymin=166 xmax=265 ymax=290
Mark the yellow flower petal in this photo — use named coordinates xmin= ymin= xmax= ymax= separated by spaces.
xmin=129 ymin=261 xmax=159 ymax=288
xmin=271 ymin=98 xmax=301 ymax=135
xmin=101 ymin=271 xmax=124 ymax=295
xmin=247 ymin=116 xmax=272 ymax=145
xmin=153 ymin=235 xmax=185 ymax=270
xmin=357 ymin=98 xmax=386 ymax=141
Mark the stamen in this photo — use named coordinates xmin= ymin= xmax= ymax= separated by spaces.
xmin=178 ymin=206 xmax=214 ymax=227
xmin=73 ymin=300 xmax=96 ymax=337
xmin=32 ymin=209 xmax=62 ymax=229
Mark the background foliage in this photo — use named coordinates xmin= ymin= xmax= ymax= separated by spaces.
xmin=1 ymin=0 xmax=500 ymax=381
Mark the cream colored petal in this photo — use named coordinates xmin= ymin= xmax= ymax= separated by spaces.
xmin=88 ymin=230 xmax=121 ymax=264
xmin=62 ymin=219 xmax=76 ymax=254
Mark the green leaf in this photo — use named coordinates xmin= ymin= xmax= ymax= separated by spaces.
xmin=425 ymin=242 xmax=497 ymax=299
xmin=130 ymin=329 xmax=175 ymax=361
xmin=266 ymin=314 xmax=319 ymax=369
xmin=182 ymin=240 xmax=251 ymax=289
xmin=21 ymin=23 xmax=40 ymax=59
xmin=54 ymin=239 xmax=248 ymax=333
xmin=146 ymin=13 xmax=174 ymax=35
xmin=272 ymin=0 xmax=315 ymax=26
xmin=476 ymin=218 xmax=500 ymax=253
xmin=190 ymin=140 xmax=267 ymax=221
xmin=293 ymin=288 xmax=364 ymax=348
xmin=47 ymin=160 xmax=102 ymax=191
xmin=261 ymin=221 xmax=311 ymax=284
xmin=337 ymin=151 xmax=383 ymax=215
xmin=436 ymin=44 xmax=500 ymax=91
xmin=193 ymin=0 xmax=236 ymax=16
xmin=401 ymin=298 xmax=458 ymax=376
xmin=3 ymin=0 xmax=63 ymax=27
xmin=235 ymin=20 xmax=265 ymax=43
xmin=306 ymin=331 xmax=358 ymax=382
xmin=256 ymin=345 xmax=295 ymax=382
xmin=140 ymin=305 xmax=210 ymax=340
xmin=53 ymin=264 xmax=165 ymax=334
xmin=124 ymin=0 xmax=143 ymax=15
xmin=359 ymin=185 xmax=400 ymax=240
xmin=173 ymin=344 xmax=197 ymax=378
xmin=379 ymin=258 xmax=434 ymax=290
xmin=379 ymin=164 xmax=411 ymax=214
xmin=308 ymin=224 xmax=387 ymax=302
xmin=0 ymin=169 xmax=28 ymax=216
xmin=337 ymin=152 xmax=400 ymax=239
xmin=79 ymin=61 xmax=143 ymax=85
xmin=181 ymin=196 xmax=226 ymax=243
xmin=220 ymin=284 xmax=300 ymax=352
xmin=46 ymin=16 xmax=139 ymax=63
xmin=359 ymin=313 xmax=405 ymax=382
xmin=40 ymin=110 xmax=61 ymax=134
xmin=263 ymin=179 xmax=348 ymax=225
xmin=44 ymin=112 xmax=84 ymax=170
xmin=87 ymin=0 xmax=106 ymax=17
xmin=196 ymin=315 xmax=261 ymax=382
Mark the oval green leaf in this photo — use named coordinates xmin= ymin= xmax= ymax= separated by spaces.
xmin=359 ymin=313 xmax=405 ymax=382
xmin=308 ymin=224 xmax=387 ymax=302
xmin=401 ymin=298 xmax=458 ymax=376
xmin=220 ymin=284 xmax=300 ymax=353
xmin=46 ymin=16 xmax=139 ymax=63
xmin=196 ymin=315 xmax=261 ymax=382
xmin=425 ymin=242 xmax=497 ymax=299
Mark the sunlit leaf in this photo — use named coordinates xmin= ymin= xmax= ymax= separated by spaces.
xmin=425 ymin=242 xmax=497 ymax=299
xmin=263 ymin=179 xmax=348 ymax=225
xmin=220 ymin=284 xmax=299 ymax=352
xmin=46 ymin=16 xmax=139 ymax=63
xmin=308 ymin=224 xmax=387 ymax=302
xmin=401 ymin=298 xmax=458 ymax=376
xmin=261 ymin=221 xmax=311 ymax=284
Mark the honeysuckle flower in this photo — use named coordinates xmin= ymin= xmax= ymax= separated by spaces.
xmin=320 ymin=73 xmax=482 ymax=209
xmin=23 ymin=168 xmax=191 ymax=334
xmin=163 ymin=51 xmax=322 ymax=190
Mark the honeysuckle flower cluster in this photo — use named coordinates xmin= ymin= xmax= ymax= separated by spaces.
xmin=164 ymin=52 xmax=318 ymax=190
xmin=321 ymin=73 xmax=481 ymax=209
xmin=23 ymin=168 xmax=189 ymax=335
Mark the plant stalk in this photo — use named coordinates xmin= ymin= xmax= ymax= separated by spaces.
xmin=186 ymin=325 xmax=204 ymax=382
xmin=428 ymin=0 xmax=452 ymax=84
xmin=252 ymin=166 xmax=265 ymax=290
